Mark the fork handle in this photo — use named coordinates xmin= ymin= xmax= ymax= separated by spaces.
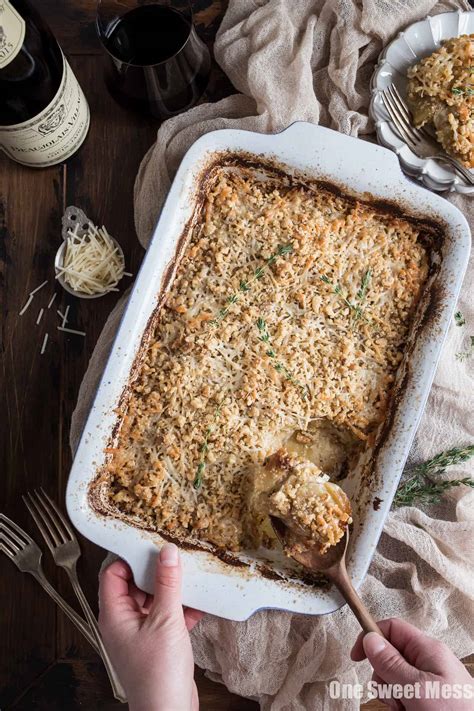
xmin=328 ymin=563 xmax=384 ymax=637
xmin=67 ymin=569 xmax=127 ymax=704
xmin=433 ymin=154 xmax=474 ymax=186
xmin=30 ymin=571 xmax=99 ymax=653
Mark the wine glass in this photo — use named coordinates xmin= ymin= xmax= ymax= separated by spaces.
xmin=96 ymin=0 xmax=211 ymax=119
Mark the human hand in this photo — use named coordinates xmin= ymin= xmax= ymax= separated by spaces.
xmin=98 ymin=543 xmax=204 ymax=711
xmin=351 ymin=618 xmax=473 ymax=710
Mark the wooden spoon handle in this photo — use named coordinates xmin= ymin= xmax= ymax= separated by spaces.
xmin=330 ymin=563 xmax=384 ymax=636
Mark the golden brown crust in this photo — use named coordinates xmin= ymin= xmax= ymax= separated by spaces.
xmin=103 ymin=167 xmax=429 ymax=551
xmin=268 ymin=450 xmax=352 ymax=554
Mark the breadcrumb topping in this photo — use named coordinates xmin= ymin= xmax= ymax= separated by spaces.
xmin=268 ymin=450 xmax=352 ymax=554
xmin=101 ymin=164 xmax=430 ymax=552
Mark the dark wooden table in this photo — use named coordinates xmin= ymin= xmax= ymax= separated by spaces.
xmin=1 ymin=2 xmax=472 ymax=710
xmin=0 ymin=2 xmax=255 ymax=709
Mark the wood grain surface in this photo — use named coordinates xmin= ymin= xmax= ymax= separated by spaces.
xmin=0 ymin=2 xmax=471 ymax=710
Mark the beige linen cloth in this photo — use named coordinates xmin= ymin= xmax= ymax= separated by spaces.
xmin=71 ymin=1 xmax=474 ymax=708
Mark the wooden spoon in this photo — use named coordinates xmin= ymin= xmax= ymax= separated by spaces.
xmin=270 ymin=516 xmax=383 ymax=635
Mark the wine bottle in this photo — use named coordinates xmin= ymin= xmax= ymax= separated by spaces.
xmin=0 ymin=0 xmax=89 ymax=167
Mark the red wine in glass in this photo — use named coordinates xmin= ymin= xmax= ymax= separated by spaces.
xmin=96 ymin=1 xmax=211 ymax=119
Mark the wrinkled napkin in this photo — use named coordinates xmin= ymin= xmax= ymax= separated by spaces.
xmin=71 ymin=1 xmax=474 ymax=708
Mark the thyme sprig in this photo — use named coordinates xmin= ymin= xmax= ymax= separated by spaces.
xmin=406 ymin=445 xmax=474 ymax=477
xmin=209 ymin=243 xmax=293 ymax=327
xmin=193 ymin=405 xmax=222 ymax=490
xmin=320 ymin=269 xmax=372 ymax=323
xmin=452 ymin=86 xmax=474 ymax=96
xmin=320 ymin=275 xmax=361 ymax=315
xmin=356 ymin=269 xmax=372 ymax=302
xmin=454 ymin=311 xmax=465 ymax=327
xmin=456 ymin=336 xmax=474 ymax=362
xmin=394 ymin=477 xmax=474 ymax=507
xmin=256 ymin=317 xmax=308 ymax=399
xmin=393 ymin=444 xmax=474 ymax=507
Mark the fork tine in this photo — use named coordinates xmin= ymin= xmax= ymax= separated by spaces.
xmin=0 ymin=531 xmax=20 ymax=553
xmin=0 ymin=521 xmax=28 ymax=548
xmin=0 ymin=513 xmax=34 ymax=545
xmin=40 ymin=488 xmax=75 ymax=541
xmin=382 ymin=91 xmax=417 ymax=149
xmin=387 ymin=85 xmax=432 ymax=146
xmin=383 ymin=89 xmax=415 ymax=138
xmin=387 ymin=84 xmax=473 ymax=182
xmin=34 ymin=489 xmax=70 ymax=543
xmin=0 ymin=540 xmax=14 ymax=558
xmin=391 ymin=83 xmax=442 ymax=143
xmin=387 ymin=84 xmax=411 ymax=122
xmin=23 ymin=493 xmax=60 ymax=552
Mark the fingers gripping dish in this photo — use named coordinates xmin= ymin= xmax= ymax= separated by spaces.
xmin=92 ymin=154 xmax=435 ymax=574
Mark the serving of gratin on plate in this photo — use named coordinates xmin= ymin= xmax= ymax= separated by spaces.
xmin=371 ymin=10 xmax=474 ymax=193
xmin=67 ymin=123 xmax=470 ymax=620
xmin=406 ymin=34 xmax=474 ymax=169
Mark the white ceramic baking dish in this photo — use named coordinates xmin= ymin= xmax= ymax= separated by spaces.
xmin=66 ymin=123 xmax=470 ymax=621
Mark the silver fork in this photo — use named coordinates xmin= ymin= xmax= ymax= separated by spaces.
xmin=382 ymin=84 xmax=474 ymax=186
xmin=24 ymin=489 xmax=127 ymax=704
xmin=0 ymin=513 xmax=98 ymax=653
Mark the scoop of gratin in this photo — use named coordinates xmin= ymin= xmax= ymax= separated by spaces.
xmin=267 ymin=449 xmax=352 ymax=554
xmin=407 ymin=34 xmax=474 ymax=168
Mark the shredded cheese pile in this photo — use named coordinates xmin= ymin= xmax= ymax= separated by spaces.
xmin=99 ymin=162 xmax=433 ymax=553
xmin=57 ymin=224 xmax=125 ymax=295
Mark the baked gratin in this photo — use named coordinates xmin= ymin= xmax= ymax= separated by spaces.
xmin=266 ymin=449 xmax=352 ymax=554
xmin=95 ymin=159 xmax=433 ymax=554
xmin=407 ymin=34 xmax=474 ymax=168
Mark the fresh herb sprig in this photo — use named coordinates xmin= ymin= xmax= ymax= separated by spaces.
xmin=257 ymin=318 xmax=308 ymax=399
xmin=193 ymin=405 xmax=222 ymax=490
xmin=456 ymin=336 xmax=474 ymax=362
xmin=394 ymin=477 xmax=474 ymax=507
xmin=356 ymin=269 xmax=372 ymax=303
xmin=454 ymin=311 xmax=465 ymax=327
xmin=209 ymin=243 xmax=293 ymax=327
xmin=320 ymin=275 xmax=361 ymax=316
xmin=320 ymin=269 xmax=372 ymax=323
xmin=393 ymin=444 xmax=474 ymax=507
xmin=452 ymin=86 xmax=474 ymax=96
xmin=406 ymin=445 xmax=474 ymax=477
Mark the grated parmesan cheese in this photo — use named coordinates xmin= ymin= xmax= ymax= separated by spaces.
xmin=30 ymin=280 xmax=48 ymax=296
xmin=19 ymin=280 xmax=49 ymax=316
xmin=19 ymin=294 xmax=33 ymax=317
xmin=58 ymin=326 xmax=86 ymax=337
xmin=56 ymin=223 xmax=125 ymax=295
xmin=62 ymin=304 xmax=70 ymax=328
xmin=40 ymin=333 xmax=49 ymax=355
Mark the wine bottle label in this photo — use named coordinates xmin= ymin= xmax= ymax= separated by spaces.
xmin=0 ymin=54 xmax=90 ymax=167
xmin=0 ymin=0 xmax=26 ymax=68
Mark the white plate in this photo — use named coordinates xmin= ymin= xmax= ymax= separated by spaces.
xmin=66 ymin=123 xmax=471 ymax=620
xmin=370 ymin=10 xmax=474 ymax=194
